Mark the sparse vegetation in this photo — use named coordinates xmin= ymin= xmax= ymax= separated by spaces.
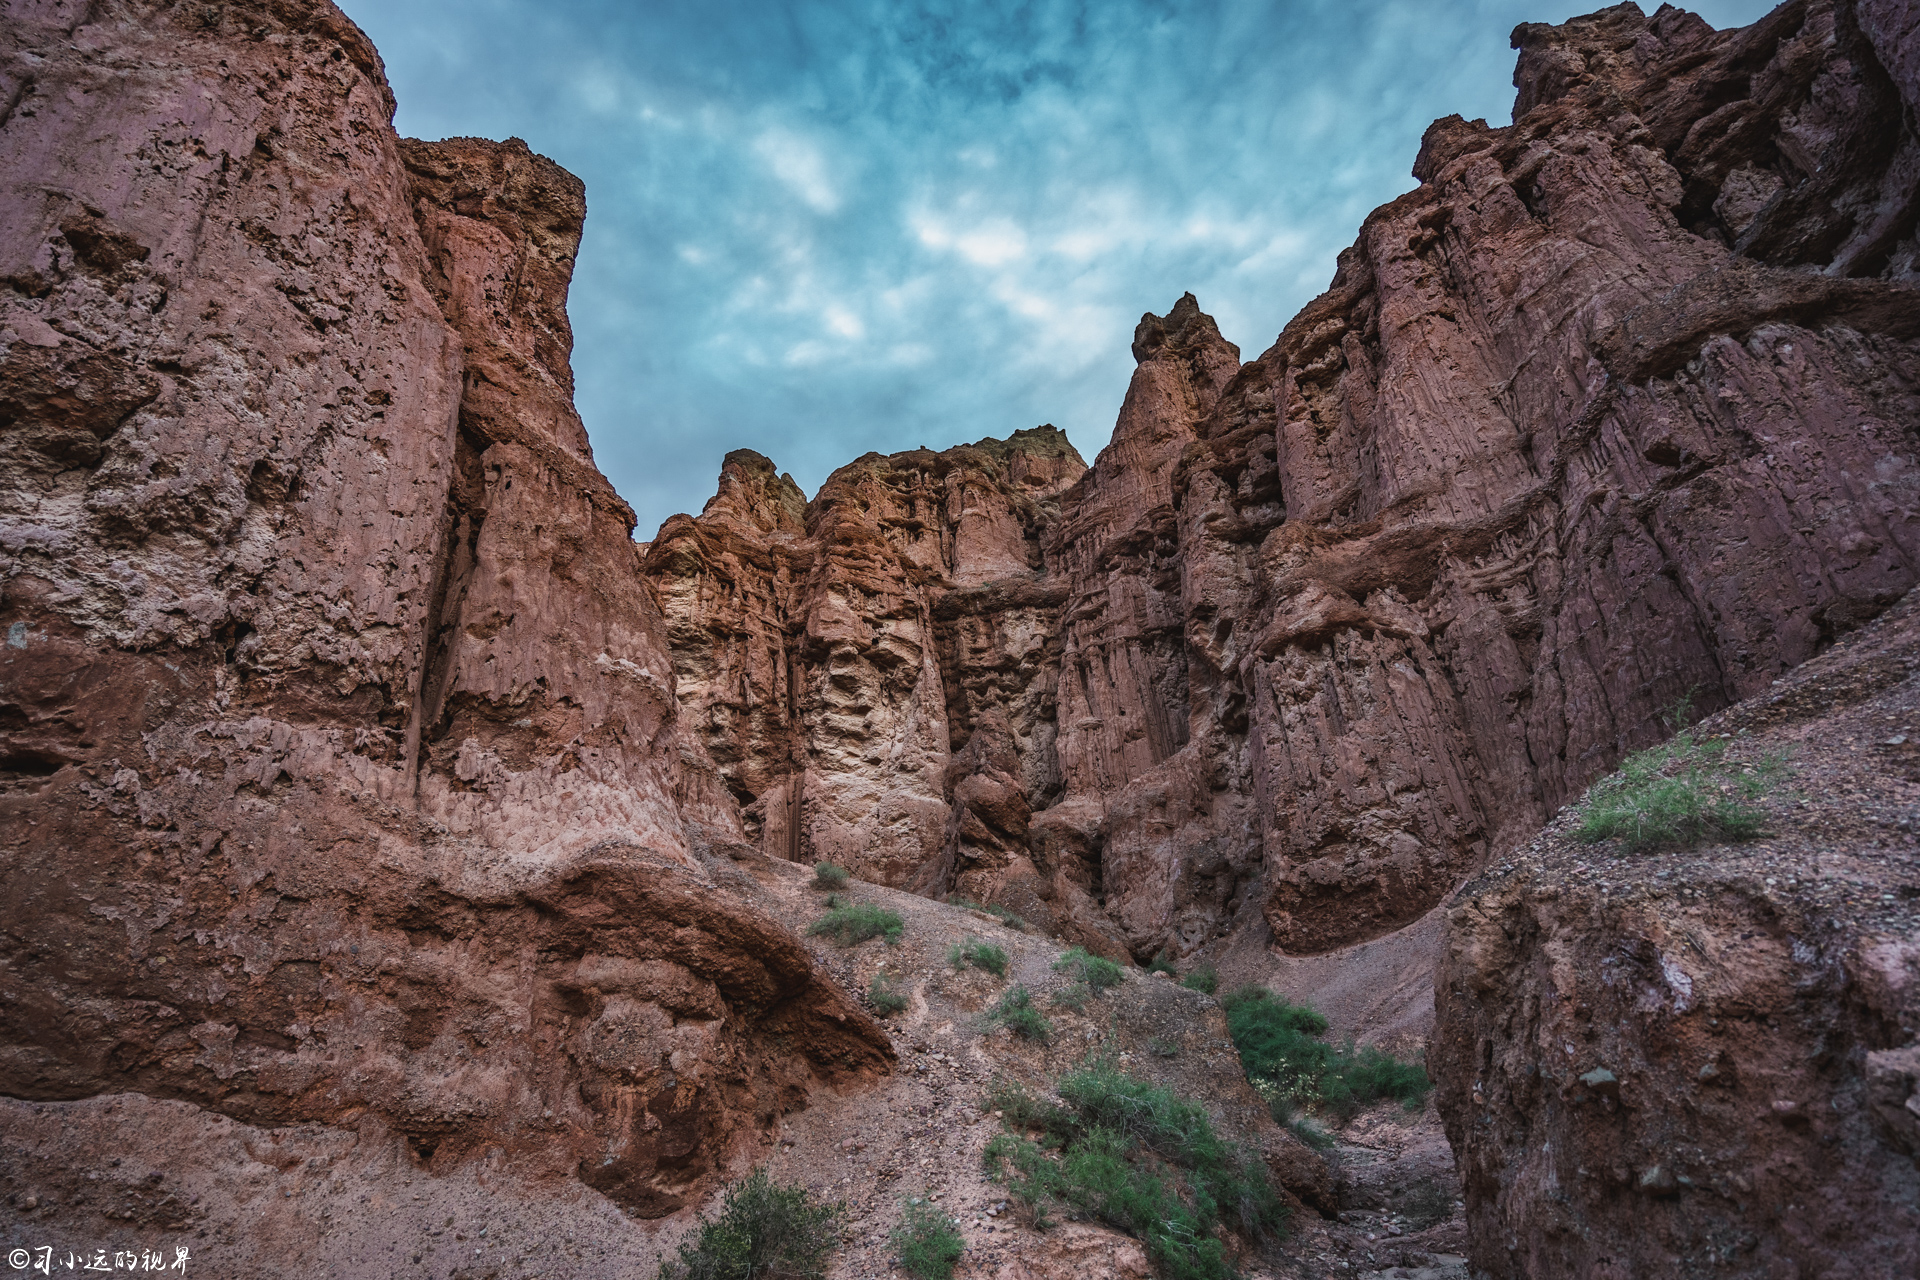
xmin=1050 ymin=982 xmax=1090 ymax=1013
xmin=657 ymin=1166 xmax=844 ymax=1280
xmin=807 ymin=902 xmax=903 ymax=947
xmin=811 ymin=862 xmax=851 ymax=890
xmin=869 ymin=972 xmax=909 ymax=1016
xmin=1222 ymin=986 xmax=1430 ymax=1121
xmin=988 ymin=985 xmax=1051 ymax=1043
xmin=1575 ymin=695 xmax=1785 ymax=852
xmin=892 ymin=1197 xmax=964 ymax=1280
xmin=1181 ymin=965 xmax=1219 ymax=995
xmin=1147 ymin=1037 xmax=1180 ymax=1058
xmin=1144 ymin=951 xmax=1178 ymax=977
xmin=946 ymin=895 xmax=1031 ymax=932
xmin=1052 ymin=946 xmax=1124 ymax=994
xmin=948 ymin=937 xmax=1010 ymax=977
xmin=983 ymin=1062 xmax=1287 ymax=1280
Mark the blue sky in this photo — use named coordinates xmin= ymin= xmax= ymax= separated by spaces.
xmin=338 ymin=0 xmax=1776 ymax=540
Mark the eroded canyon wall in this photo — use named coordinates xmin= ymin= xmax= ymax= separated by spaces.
xmin=0 ymin=0 xmax=887 ymax=1224
xmin=652 ymin=0 xmax=1920 ymax=966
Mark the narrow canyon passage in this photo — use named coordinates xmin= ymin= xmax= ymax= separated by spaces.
xmin=1 ymin=1 xmax=1916 ymax=1277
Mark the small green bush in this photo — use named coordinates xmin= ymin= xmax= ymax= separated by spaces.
xmin=1181 ymin=965 xmax=1218 ymax=995
xmin=812 ymin=862 xmax=851 ymax=890
xmin=1285 ymin=1116 xmax=1335 ymax=1151
xmin=988 ymin=986 xmax=1051 ymax=1043
xmin=983 ymin=1062 xmax=1286 ymax=1280
xmin=1144 ymin=951 xmax=1178 ymax=978
xmin=892 ymin=1197 xmax=964 ymax=1280
xmin=948 ymin=937 xmax=1010 ymax=977
xmin=946 ymin=895 xmax=1031 ymax=932
xmin=1575 ymin=697 xmax=1784 ymax=852
xmin=807 ymin=902 xmax=903 ymax=947
xmin=658 ymin=1166 xmax=843 ymax=1280
xmin=1222 ymin=986 xmax=1429 ymax=1121
xmin=869 ymin=972 xmax=909 ymax=1016
xmin=1052 ymin=946 xmax=1124 ymax=994
xmin=1049 ymin=982 xmax=1090 ymax=1013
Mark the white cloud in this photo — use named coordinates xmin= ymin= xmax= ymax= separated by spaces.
xmin=753 ymin=128 xmax=841 ymax=213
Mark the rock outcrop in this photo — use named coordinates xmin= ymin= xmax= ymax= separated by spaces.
xmin=0 ymin=0 xmax=887 ymax=1240
xmin=1434 ymin=593 xmax=1920 ymax=1278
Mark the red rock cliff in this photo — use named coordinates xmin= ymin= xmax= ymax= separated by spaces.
xmin=654 ymin=0 xmax=1920 ymax=967
xmin=0 ymin=0 xmax=887 ymax=1236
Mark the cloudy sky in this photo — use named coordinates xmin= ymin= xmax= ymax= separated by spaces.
xmin=339 ymin=0 xmax=1774 ymax=540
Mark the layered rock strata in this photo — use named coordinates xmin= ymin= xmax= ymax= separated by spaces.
xmin=0 ymin=0 xmax=887 ymax=1229
xmin=1435 ymin=592 xmax=1920 ymax=1278
xmin=654 ymin=0 xmax=1920 ymax=963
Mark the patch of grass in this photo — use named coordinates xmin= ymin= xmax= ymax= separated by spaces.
xmin=1181 ymin=965 xmax=1218 ymax=995
xmin=869 ymin=972 xmax=909 ymax=1016
xmin=988 ymin=986 xmax=1051 ymax=1043
xmin=983 ymin=1063 xmax=1287 ymax=1280
xmin=1222 ymin=986 xmax=1429 ymax=1121
xmin=658 ymin=1166 xmax=843 ymax=1280
xmin=1284 ymin=1115 xmax=1335 ymax=1151
xmin=1052 ymin=946 xmax=1125 ymax=994
xmin=946 ymin=895 xmax=1031 ymax=932
xmin=811 ymin=862 xmax=851 ymax=890
xmin=892 ymin=1197 xmax=964 ymax=1280
xmin=948 ymin=937 xmax=1010 ymax=977
xmin=807 ymin=902 xmax=903 ymax=947
xmin=1144 ymin=951 xmax=1179 ymax=978
xmin=1049 ymin=982 xmax=1090 ymax=1013
xmin=1575 ymin=696 xmax=1785 ymax=852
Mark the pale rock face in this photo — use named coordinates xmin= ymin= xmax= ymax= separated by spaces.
xmin=642 ymin=427 xmax=1090 ymax=913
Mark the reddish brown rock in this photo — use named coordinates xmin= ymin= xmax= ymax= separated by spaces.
xmin=1434 ymin=593 xmax=1920 ymax=1279
xmin=0 ymin=0 xmax=887 ymax=1256
xmin=642 ymin=428 xmax=1088 ymax=919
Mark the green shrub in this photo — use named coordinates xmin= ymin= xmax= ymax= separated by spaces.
xmin=948 ymin=937 xmax=1010 ymax=977
xmin=1052 ymin=946 xmax=1124 ymax=994
xmin=946 ymin=895 xmax=1031 ymax=932
xmin=812 ymin=862 xmax=851 ymax=890
xmin=1181 ymin=965 xmax=1218 ymax=995
xmin=1285 ymin=1116 xmax=1335 ymax=1151
xmin=892 ymin=1197 xmax=964 ymax=1280
xmin=988 ymin=986 xmax=1051 ymax=1043
xmin=1144 ymin=951 xmax=1178 ymax=978
xmin=807 ymin=902 xmax=903 ymax=947
xmin=1222 ymin=986 xmax=1429 ymax=1120
xmin=1049 ymin=982 xmax=1090 ymax=1013
xmin=658 ymin=1166 xmax=843 ymax=1280
xmin=983 ymin=1061 xmax=1286 ymax=1280
xmin=1575 ymin=697 xmax=1784 ymax=852
xmin=869 ymin=972 xmax=909 ymax=1016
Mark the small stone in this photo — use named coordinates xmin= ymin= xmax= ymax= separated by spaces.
xmin=1637 ymin=1166 xmax=1679 ymax=1195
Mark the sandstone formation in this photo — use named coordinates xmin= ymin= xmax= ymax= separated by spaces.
xmin=0 ymin=0 xmax=887 ymax=1235
xmin=5 ymin=0 xmax=1920 ymax=1275
xmin=654 ymin=0 xmax=1920 ymax=966
xmin=1435 ymin=593 xmax=1920 ymax=1278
